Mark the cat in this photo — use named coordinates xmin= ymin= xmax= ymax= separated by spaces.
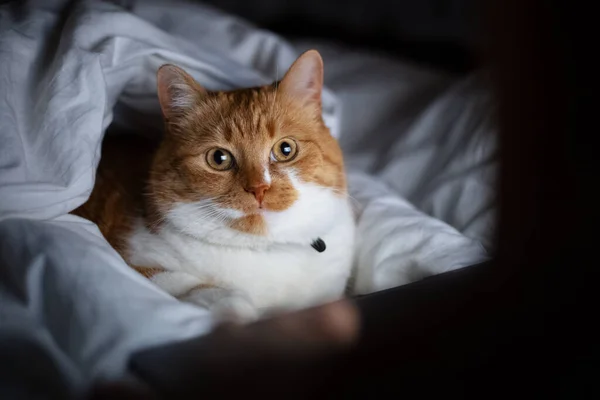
xmin=73 ymin=50 xmax=356 ymax=322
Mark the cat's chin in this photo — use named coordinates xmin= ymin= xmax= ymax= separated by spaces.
xmin=245 ymin=210 xmax=265 ymax=216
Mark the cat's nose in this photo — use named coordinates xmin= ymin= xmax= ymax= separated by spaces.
xmin=244 ymin=183 xmax=270 ymax=207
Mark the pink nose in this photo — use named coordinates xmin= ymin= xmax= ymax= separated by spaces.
xmin=245 ymin=183 xmax=270 ymax=206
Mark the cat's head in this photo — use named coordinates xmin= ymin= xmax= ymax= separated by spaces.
xmin=148 ymin=50 xmax=349 ymax=247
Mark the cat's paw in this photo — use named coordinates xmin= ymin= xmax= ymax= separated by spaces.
xmin=179 ymin=286 xmax=258 ymax=324
xmin=211 ymin=296 xmax=258 ymax=324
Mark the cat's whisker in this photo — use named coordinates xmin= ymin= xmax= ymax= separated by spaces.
xmin=330 ymin=188 xmax=362 ymax=211
xmin=188 ymin=197 xmax=228 ymax=211
xmin=193 ymin=206 xmax=236 ymax=224
xmin=190 ymin=204 xmax=217 ymax=211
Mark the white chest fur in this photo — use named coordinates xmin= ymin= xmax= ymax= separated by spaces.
xmin=127 ymin=183 xmax=355 ymax=313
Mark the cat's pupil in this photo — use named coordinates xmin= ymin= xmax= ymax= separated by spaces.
xmin=280 ymin=142 xmax=292 ymax=157
xmin=214 ymin=150 xmax=227 ymax=165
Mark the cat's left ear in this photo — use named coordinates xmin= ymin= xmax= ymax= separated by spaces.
xmin=157 ymin=64 xmax=206 ymax=120
xmin=280 ymin=50 xmax=324 ymax=110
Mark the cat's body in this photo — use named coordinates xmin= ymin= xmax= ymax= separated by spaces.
xmin=74 ymin=51 xmax=355 ymax=321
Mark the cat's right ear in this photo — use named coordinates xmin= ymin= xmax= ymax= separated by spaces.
xmin=280 ymin=50 xmax=324 ymax=111
xmin=157 ymin=64 xmax=206 ymax=120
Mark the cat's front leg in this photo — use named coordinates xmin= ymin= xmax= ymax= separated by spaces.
xmin=178 ymin=285 xmax=258 ymax=324
xmin=135 ymin=267 xmax=257 ymax=323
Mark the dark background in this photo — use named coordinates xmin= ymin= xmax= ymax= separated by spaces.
xmin=199 ymin=0 xmax=479 ymax=72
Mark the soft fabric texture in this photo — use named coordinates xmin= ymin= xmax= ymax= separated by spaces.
xmin=0 ymin=0 xmax=493 ymax=394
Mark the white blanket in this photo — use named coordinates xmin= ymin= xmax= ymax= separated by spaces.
xmin=0 ymin=0 xmax=491 ymax=395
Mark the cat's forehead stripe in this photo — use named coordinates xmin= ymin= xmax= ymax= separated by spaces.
xmin=212 ymin=89 xmax=279 ymax=141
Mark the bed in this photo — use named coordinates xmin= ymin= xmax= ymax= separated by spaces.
xmin=0 ymin=0 xmax=494 ymax=396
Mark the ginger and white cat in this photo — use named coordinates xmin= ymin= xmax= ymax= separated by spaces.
xmin=74 ymin=50 xmax=355 ymax=322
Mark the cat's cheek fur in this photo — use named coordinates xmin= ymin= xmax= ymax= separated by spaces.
xmin=261 ymin=172 xmax=340 ymax=244
xmin=165 ymin=200 xmax=246 ymax=237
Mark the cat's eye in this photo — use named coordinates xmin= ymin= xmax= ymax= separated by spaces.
xmin=271 ymin=138 xmax=298 ymax=162
xmin=206 ymin=148 xmax=235 ymax=171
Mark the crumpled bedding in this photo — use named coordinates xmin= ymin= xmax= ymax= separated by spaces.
xmin=294 ymin=41 xmax=497 ymax=250
xmin=0 ymin=0 xmax=492 ymax=394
